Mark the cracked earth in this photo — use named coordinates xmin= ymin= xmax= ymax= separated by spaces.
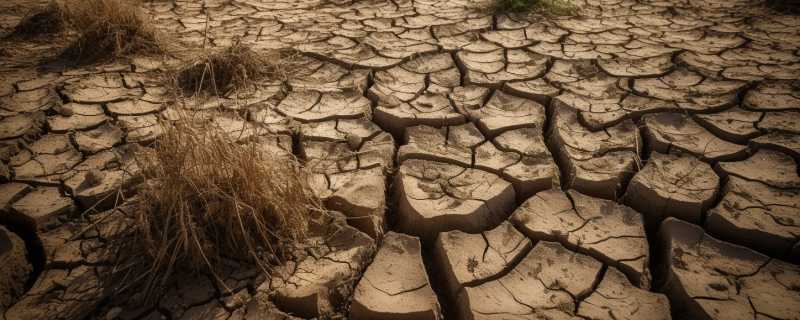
xmin=1 ymin=0 xmax=800 ymax=319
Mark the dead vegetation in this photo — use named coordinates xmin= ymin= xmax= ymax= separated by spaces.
xmin=10 ymin=0 xmax=166 ymax=63
xmin=11 ymin=1 xmax=65 ymax=37
xmin=490 ymin=0 xmax=578 ymax=15
xmin=130 ymin=116 xmax=320 ymax=296
xmin=58 ymin=0 xmax=165 ymax=63
xmin=174 ymin=42 xmax=302 ymax=96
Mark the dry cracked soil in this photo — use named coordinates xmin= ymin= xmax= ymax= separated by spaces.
xmin=1 ymin=0 xmax=800 ymax=319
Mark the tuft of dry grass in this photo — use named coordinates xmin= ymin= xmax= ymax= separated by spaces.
xmin=11 ymin=1 xmax=65 ymax=37
xmin=174 ymin=42 xmax=302 ymax=96
xmin=132 ymin=116 xmax=320 ymax=295
xmin=58 ymin=0 xmax=165 ymax=63
xmin=491 ymin=0 xmax=578 ymax=15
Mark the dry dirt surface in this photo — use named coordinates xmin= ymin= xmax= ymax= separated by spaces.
xmin=1 ymin=0 xmax=800 ymax=319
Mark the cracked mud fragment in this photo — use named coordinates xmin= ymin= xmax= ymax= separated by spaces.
xmin=659 ymin=218 xmax=800 ymax=320
xmin=694 ymin=107 xmax=763 ymax=144
xmin=456 ymin=90 xmax=546 ymax=138
xmin=394 ymin=159 xmax=515 ymax=241
xmin=370 ymin=53 xmax=474 ymax=137
xmin=9 ymin=134 xmax=82 ymax=185
xmin=548 ymin=105 xmax=640 ymax=200
xmin=751 ymin=132 xmax=800 ymax=161
xmin=623 ymin=152 xmax=720 ymax=228
xmin=301 ymin=118 xmax=395 ymax=239
xmin=276 ymin=90 xmax=372 ymax=123
xmin=46 ymin=103 xmax=109 ymax=133
xmin=3 ymin=0 xmax=800 ymax=318
xmin=3 ymin=204 xmax=134 ymax=320
xmin=0 ymin=225 xmax=31 ymax=310
xmin=433 ymin=221 xmax=532 ymax=300
xmin=511 ymin=189 xmax=651 ymax=288
xmin=705 ymin=150 xmax=800 ymax=261
xmin=577 ymin=267 xmax=671 ymax=320
xmin=459 ymin=241 xmax=619 ymax=320
xmin=643 ymin=112 xmax=748 ymax=162
xmin=457 ymin=41 xmax=550 ymax=87
xmin=9 ymin=186 xmax=75 ymax=231
xmin=743 ymin=80 xmax=800 ymax=112
xmin=268 ymin=211 xmax=376 ymax=318
xmin=350 ymin=232 xmax=441 ymax=320
xmin=399 ymin=122 xmax=558 ymax=199
xmin=61 ymin=74 xmax=143 ymax=104
xmin=61 ymin=146 xmax=141 ymax=210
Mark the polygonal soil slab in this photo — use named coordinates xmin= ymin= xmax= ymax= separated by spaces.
xmin=578 ymin=267 xmax=671 ymax=320
xmin=61 ymin=73 xmax=142 ymax=104
xmin=632 ymin=68 xmax=744 ymax=111
xmin=457 ymin=241 xmax=603 ymax=320
xmin=623 ymin=152 xmax=720 ymax=228
xmin=9 ymin=134 xmax=82 ymax=185
xmin=10 ymin=186 xmax=75 ymax=231
xmin=0 ymin=225 xmax=32 ymax=310
xmin=61 ymin=146 xmax=142 ymax=210
xmin=399 ymin=123 xmax=558 ymax=199
xmin=433 ymin=221 xmax=532 ymax=300
xmin=0 ymin=112 xmax=44 ymax=141
xmin=455 ymin=90 xmax=546 ymax=138
xmin=716 ymin=149 xmax=800 ymax=189
xmin=694 ymin=107 xmax=763 ymax=144
xmin=373 ymin=91 xmax=468 ymax=138
xmin=456 ymin=41 xmax=550 ymax=87
xmin=46 ymin=103 xmax=109 ymax=133
xmin=269 ymin=211 xmax=376 ymax=318
xmin=548 ymin=105 xmax=641 ymax=200
xmin=276 ymin=90 xmax=372 ymax=123
xmin=4 ymin=204 xmax=135 ymax=320
xmin=751 ymin=132 xmax=800 ymax=161
xmin=643 ymin=112 xmax=749 ymax=162
xmin=350 ymin=232 xmax=441 ymax=320
xmin=394 ymin=159 xmax=516 ymax=241
xmin=511 ymin=189 xmax=651 ymax=288
xmin=368 ymin=53 xmax=459 ymax=107
xmin=706 ymin=175 xmax=800 ymax=262
xmin=742 ymin=80 xmax=800 ymax=112
xmin=659 ymin=218 xmax=800 ymax=320
xmin=301 ymin=119 xmax=395 ymax=239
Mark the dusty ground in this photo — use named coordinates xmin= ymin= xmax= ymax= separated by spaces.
xmin=1 ymin=0 xmax=799 ymax=319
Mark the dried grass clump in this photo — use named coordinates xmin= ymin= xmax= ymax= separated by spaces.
xmin=175 ymin=42 xmax=302 ymax=96
xmin=491 ymin=0 xmax=578 ymax=15
xmin=59 ymin=0 xmax=164 ymax=63
xmin=11 ymin=1 xmax=65 ymax=37
xmin=134 ymin=118 xmax=319 ymax=292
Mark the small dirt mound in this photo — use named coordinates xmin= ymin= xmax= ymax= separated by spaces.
xmin=58 ymin=0 xmax=164 ymax=64
xmin=11 ymin=2 xmax=65 ymax=38
xmin=131 ymin=115 xmax=320 ymax=296
xmin=175 ymin=42 xmax=301 ymax=95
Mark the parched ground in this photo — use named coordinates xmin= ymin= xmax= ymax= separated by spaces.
xmin=1 ymin=0 xmax=800 ymax=319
